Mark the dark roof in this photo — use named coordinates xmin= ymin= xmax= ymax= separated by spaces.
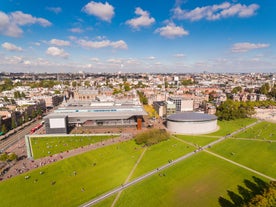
xmin=167 ymin=112 xmax=217 ymax=122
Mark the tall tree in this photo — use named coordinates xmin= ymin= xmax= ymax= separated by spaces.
xmin=1 ymin=124 xmax=7 ymax=134
xmin=259 ymin=83 xmax=270 ymax=95
xmin=216 ymin=100 xmax=255 ymax=120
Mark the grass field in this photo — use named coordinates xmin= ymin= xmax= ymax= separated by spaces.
xmin=232 ymin=121 xmax=276 ymax=140
xmin=1 ymin=118 xmax=274 ymax=207
xmin=130 ymin=138 xmax=195 ymax=179
xmin=208 ymin=118 xmax=256 ymax=136
xmin=0 ymin=137 xmax=195 ymax=207
xmin=210 ymin=139 xmax=276 ymax=178
xmin=110 ymin=152 xmax=266 ymax=207
xmin=173 ymin=135 xmax=219 ymax=147
xmin=31 ymin=135 xmax=117 ymax=159
xmin=0 ymin=140 xmax=143 ymax=207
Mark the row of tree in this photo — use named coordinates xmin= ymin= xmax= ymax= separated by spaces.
xmin=1 ymin=107 xmax=43 ymax=134
xmin=231 ymin=83 xmax=276 ymax=99
xmin=216 ymin=99 xmax=276 ymax=121
xmin=0 ymin=152 xmax=17 ymax=162
xmin=246 ymin=181 xmax=276 ymax=207
xmin=137 ymin=90 xmax=148 ymax=105
xmin=216 ymin=100 xmax=255 ymax=120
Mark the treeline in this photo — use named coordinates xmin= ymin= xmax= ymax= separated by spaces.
xmin=246 ymin=181 xmax=276 ymax=207
xmin=134 ymin=129 xmax=170 ymax=146
xmin=250 ymin=100 xmax=276 ymax=108
xmin=216 ymin=100 xmax=276 ymax=121
xmin=137 ymin=90 xmax=148 ymax=105
xmin=219 ymin=176 xmax=276 ymax=207
xmin=216 ymin=100 xmax=255 ymax=120
xmin=258 ymin=83 xmax=276 ymax=99
xmin=0 ymin=78 xmax=62 ymax=92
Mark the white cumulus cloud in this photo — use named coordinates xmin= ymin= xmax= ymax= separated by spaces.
xmin=173 ymin=2 xmax=259 ymax=21
xmin=82 ymin=1 xmax=114 ymax=22
xmin=49 ymin=39 xmax=70 ymax=46
xmin=126 ymin=7 xmax=155 ymax=30
xmin=46 ymin=47 xmax=69 ymax=58
xmin=2 ymin=42 xmax=23 ymax=51
xmin=0 ymin=10 xmax=51 ymax=37
xmin=231 ymin=42 xmax=270 ymax=53
xmin=77 ymin=39 xmax=127 ymax=49
xmin=155 ymin=22 xmax=189 ymax=38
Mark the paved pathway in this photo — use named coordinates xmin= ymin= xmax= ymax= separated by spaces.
xmin=172 ymin=135 xmax=200 ymax=147
xmin=110 ymin=147 xmax=148 ymax=207
xmin=229 ymin=137 xmax=276 ymax=142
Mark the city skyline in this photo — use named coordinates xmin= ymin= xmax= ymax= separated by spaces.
xmin=0 ymin=0 xmax=275 ymax=73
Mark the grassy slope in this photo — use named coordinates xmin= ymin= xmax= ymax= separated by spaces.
xmin=31 ymin=135 xmax=117 ymax=159
xmin=0 ymin=140 xmax=143 ymax=207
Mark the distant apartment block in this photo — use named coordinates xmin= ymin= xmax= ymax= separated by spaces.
xmin=168 ymin=97 xmax=194 ymax=112
xmin=153 ymin=101 xmax=166 ymax=118
xmin=33 ymin=95 xmax=63 ymax=108
xmin=74 ymin=87 xmax=98 ymax=100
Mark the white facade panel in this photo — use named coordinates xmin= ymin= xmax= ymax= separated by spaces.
xmin=181 ymin=100 xmax=194 ymax=112
xmin=167 ymin=120 xmax=217 ymax=135
xmin=49 ymin=118 xmax=66 ymax=128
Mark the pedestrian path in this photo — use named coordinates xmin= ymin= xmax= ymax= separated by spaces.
xmin=229 ymin=137 xmax=276 ymax=142
xmin=110 ymin=147 xmax=148 ymax=207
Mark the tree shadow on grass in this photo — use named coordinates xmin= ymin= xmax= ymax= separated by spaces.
xmin=218 ymin=176 xmax=269 ymax=207
xmin=227 ymin=190 xmax=244 ymax=206
xmin=237 ymin=185 xmax=252 ymax=203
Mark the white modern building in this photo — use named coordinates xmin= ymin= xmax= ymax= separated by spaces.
xmin=44 ymin=100 xmax=147 ymax=134
xmin=166 ymin=112 xmax=218 ymax=135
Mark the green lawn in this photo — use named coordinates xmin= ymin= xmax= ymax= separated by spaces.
xmin=208 ymin=118 xmax=257 ymax=137
xmin=110 ymin=152 xmax=266 ymax=207
xmin=173 ymin=135 xmax=219 ymax=147
xmin=210 ymin=139 xmax=276 ymax=178
xmin=232 ymin=121 xmax=276 ymax=140
xmin=31 ymin=135 xmax=118 ymax=159
xmin=0 ymin=140 xmax=143 ymax=207
xmin=130 ymin=138 xmax=195 ymax=179
xmin=1 ymin=118 xmax=274 ymax=207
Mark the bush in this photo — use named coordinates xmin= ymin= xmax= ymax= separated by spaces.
xmin=0 ymin=152 xmax=17 ymax=162
xmin=134 ymin=129 xmax=170 ymax=146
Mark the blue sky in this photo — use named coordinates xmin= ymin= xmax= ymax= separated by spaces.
xmin=0 ymin=0 xmax=275 ymax=73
